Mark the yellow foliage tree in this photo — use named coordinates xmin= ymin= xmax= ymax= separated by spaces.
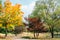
xmin=0 ymin=0 xmax=24 ymax=37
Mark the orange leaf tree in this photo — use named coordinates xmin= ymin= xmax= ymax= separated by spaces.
xmin=0 ymin=0 xmax=24 ymax=37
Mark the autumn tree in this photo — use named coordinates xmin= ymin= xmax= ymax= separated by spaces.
xmin=25 ymin=17 xmax=48 ymax=38
xmin=0 ymin=0 xmax=2 ymax=13
xmin=0 ymin=0 xmax=24 ymax=37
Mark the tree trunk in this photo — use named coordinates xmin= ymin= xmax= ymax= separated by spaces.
xmin=51 ymin=26 xmax=54 ymax=38
xmin=5 ymin=23 xmax=8 ymax=37
xmin=34 ymin=31 xmax=36 ymax=38
xmin=5 ymin=27 xmax=8 ymax=37
xmin=51 ymin=31 xmax=54 ymax=38
xmin=36 ymin=33 xmax=39 ymax=38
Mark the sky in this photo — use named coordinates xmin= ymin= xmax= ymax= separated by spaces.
xmin=2 ymin=0 xmax=37 ymax=17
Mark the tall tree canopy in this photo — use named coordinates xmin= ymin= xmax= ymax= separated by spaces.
xmin=29 ymin=0 xmax=60 ymax=38
xmin=0 ymin=0 xmax=24 ymax=37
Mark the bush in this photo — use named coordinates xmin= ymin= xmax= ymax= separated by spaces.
xmin=0 ymin=27 xmax=6 ymax=34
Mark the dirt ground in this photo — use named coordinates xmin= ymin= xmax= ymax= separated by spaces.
xmin=0 ymin=32 xmax=60 ymax=40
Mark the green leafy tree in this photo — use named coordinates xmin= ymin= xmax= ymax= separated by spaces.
xmin=29 ymin=0 xmax=60 ymax=38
